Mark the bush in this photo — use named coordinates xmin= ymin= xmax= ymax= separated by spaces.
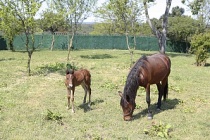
xmin=190 ymin=32 xmax=210 ymax=66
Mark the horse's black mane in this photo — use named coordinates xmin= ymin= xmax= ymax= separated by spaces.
xmin=123 ymin=55 xmax=147 ymax=100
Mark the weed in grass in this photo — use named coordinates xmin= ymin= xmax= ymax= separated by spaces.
xmin=135 ymin=104 xmax=142 ymax=109
xmin=35 ymin=62 xmax=65 ymax=75
xmin=182 ymin=107 xmax=196 ymax=113
xmin=66 ymin=62 xmax=79 ymax=70
xmin=144 ymin=121 xmax=172 ymax=139
xmin=169 ymin=85 xmax=181 ymax=93
xmin=44 ymin=109 xmax=63 ymax=125
xmin=0 ymin=82 xmax=7 ymax=88
xmin=191 ymin=96 xmax=207 ymax=103
xmin=100 ymin=81 xmax=118 ymax=90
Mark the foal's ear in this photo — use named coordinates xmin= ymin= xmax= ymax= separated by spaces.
xmin=66 ymin=69 xmax=70 ymax=75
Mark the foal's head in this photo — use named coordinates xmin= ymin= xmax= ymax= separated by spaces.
xmin=119 ymin=91 xmax=136 ymax=121
xmin=65 ymin=69 xmax=75 ymax=88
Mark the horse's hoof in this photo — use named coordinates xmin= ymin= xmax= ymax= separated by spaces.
xmin=72 ymin=110 xmax=75 ymax=113
xmin=66 ymin=106 xmax=70 ymax=110
xmin=147 ymin=113 xmax=153 ymax=120
xmin=147 ymin=116 xmax=153 ymax=120
xmin=156 ymin=108 xmax=161 ymax=111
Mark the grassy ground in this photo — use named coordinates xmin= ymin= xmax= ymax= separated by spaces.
xmin=0 ymin=49 xmax=210 ymax=140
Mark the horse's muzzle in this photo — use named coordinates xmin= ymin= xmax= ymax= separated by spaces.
xmin=124 ymin=116 xmax=132 ymax=121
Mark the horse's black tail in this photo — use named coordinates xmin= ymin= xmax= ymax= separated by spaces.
xmin=163 ymin=80 xmax=168 ymax=101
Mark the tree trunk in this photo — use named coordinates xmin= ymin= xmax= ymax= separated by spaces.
xmin=143 ymin=0 xmax=172 ymax=54
xmin=27 ymin=51 xmax=32 ymax=76
xmin=50 ymin=33 xmax=55 ymax=51
xmin=67 ymin=33 xmax=75 ymax=61
xmin=25 ymin=33 xmax=35 ymax=76
xmin=7 ymin=39 xmax=15 ymax=52
xmin=125 ymin=33 xmax=133 ymax=67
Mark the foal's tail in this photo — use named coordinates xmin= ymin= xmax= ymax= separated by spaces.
xmin=163 ymin=80 xmax=168 ymax=101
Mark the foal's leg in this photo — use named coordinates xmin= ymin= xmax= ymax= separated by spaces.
xmin=146 ymin=84 xmax=152 ymax=119
xmin=71 ymin=88 xmax=75 ymax=113
xmin=81 ymin=84 xmax=87 ymax=104
xmin=67 ymin=89 xmax=71 ymax=110
xmin=156 ymin=83 xmax=163 ymax=110
xmin=88 ymin=86 xmax=91 ymax=107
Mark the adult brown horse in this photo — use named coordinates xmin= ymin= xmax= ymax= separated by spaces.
xmin=119 ymin=53 xmax=171 ymax=121
xmin=65 ymin=69 xmax=91 ymax=113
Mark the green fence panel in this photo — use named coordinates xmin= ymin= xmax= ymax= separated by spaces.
xmin=13 ymin=34 xmax=186 ymax=52
xmin=0 ymin=36 xmax=7 ymax=50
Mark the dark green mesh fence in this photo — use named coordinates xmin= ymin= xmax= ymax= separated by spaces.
xmin=0 ymin=36 xmax=7 ymax=50
xmin=12 ymin=34 xmax=177 ymax=52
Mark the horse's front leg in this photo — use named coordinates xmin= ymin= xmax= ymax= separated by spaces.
xmin=146 ymin=84 xmax=152 ymax=119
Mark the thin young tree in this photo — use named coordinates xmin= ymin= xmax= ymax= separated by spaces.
xmin=52 ymin=0 xmax=96 ymax=61
xmin=1 ymin=0 xmax=44 ymax=76
xmin=96 ymin=0 xmax=143 ymax=66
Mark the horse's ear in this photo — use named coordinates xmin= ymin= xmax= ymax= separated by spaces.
xmin=119 ymin=91 xmax=129 ymax=105
xmin=118 ymin=91 xmax=123 ymax=97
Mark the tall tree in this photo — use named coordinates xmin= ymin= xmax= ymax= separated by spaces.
xmin=143 ymin=0 xmax=172 ymax=54
xmin=182 ymin=0 xmax=210 ymax=28
xmin=39 ymin=11 xmax=66 ymax=50
xmin=167 ymin=16 xmax=204 ymax=52
xmin=1 ymin=0 xmax=44 ymax=76
xmin=0 ymin=2 xmax=22 ymax=51
xmin=170 ymin=6 xmax=185 ymax=17
xmin=52 ymin=0 xmax=97 ymax=61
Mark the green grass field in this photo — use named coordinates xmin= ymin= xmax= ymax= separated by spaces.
xmin=0 ymin=49 xmax=210 ymax=139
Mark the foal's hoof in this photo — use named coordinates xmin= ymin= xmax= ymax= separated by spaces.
xmin=147 ymin=113 xmax=153 ymax=120
xmin=72 ymin=109 xmax=75 ymax=113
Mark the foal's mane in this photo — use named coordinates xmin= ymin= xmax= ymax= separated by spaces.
xmin=123 ymin=55 xmax=147 ymax=99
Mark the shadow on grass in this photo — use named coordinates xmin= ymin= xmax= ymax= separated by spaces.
xmin=80 ymin=54 xmax=115 ymax=59
xmin=0 ymin=58 xmax=15 ymax=61
xmin=132 ymin=98 xmax=180 ymax=120
xmin=205 ymin=63 xmax=210 ymax=67
xmin=133 ymin=52 xmax=192 ymax=58
xmin=78 ymin=99 xmax=104 ymax=113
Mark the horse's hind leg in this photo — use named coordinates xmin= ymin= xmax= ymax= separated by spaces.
xmin=156 ymin=83 xmax=163 ymax=110
xmin=163 ymin=79 xmax=168 ymax=101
